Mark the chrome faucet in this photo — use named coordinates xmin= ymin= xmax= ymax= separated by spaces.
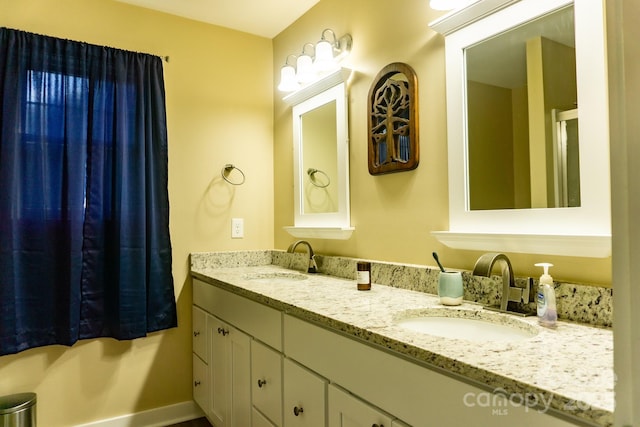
xmin=472 ymin=253 xmax=534 ymax=315
xmin=287 ymin=240 xmax=318 ymax=273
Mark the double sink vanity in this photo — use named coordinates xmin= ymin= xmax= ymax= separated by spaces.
xmin=190 ymin=250 xmax=613 ymax=427
xmin=189 ymin=0 xmax=614 ymax=425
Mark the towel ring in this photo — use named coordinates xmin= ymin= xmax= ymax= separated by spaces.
xmin=307 ymin=168 xmax=330 ymax=188
xmin=222 ymin=164 xmax=245 ymax=185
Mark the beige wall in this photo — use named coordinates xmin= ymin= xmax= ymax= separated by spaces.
xmin=273 ymin=0 xmax=611 ymax=286
xmin=0 ymin=0 xmax=274 ymax=425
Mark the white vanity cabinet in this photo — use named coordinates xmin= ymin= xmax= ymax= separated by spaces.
xmin=193 ymin=277 xmax=580 ymax=427
xmin=192 ymin=306 xmax=209 ymax=413
xmin=192 ymin=354 xmax=209 ymax=413
xmin=283 ymin=358 xmax=327 ymax=427
xmin=193 ymin=278 xmax=284 ymax=427
xmin=208 ymin=315 xmax=251 ymax=427
xmin=251 ymin=340 xmax=283 ymax=426
xmin=283 ymin=314 xmax=577 ymax=427
xmin=328 ymin=384 xmax=394 ymax=427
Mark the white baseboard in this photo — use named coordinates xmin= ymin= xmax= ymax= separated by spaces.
xmin=74 ymin=400 xmax=205 ymax=427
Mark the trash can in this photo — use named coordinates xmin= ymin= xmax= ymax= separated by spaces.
xmin=0 ymin=393 xmax=36 ymax=427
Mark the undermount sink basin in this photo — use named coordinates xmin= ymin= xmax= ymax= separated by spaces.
xmin=394 ymin=309 xmax=538 ymax=342
xmin=243 ymin=271 xmax=308 ymax=283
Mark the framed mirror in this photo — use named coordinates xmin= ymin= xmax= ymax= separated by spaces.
xmin=430 ymin=0 xmax=610 ymax=257
xmin=283 ymin=69 xmax=354 ymax=240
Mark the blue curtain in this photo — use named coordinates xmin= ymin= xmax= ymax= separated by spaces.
xmin=0 ymin=28 xmax=177 ymax=356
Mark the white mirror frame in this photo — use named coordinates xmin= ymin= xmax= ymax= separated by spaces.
xmin=283 ymin=68 xmax=354 ymax=240
xmin=430 ymin=0 xmax=611 ymax=257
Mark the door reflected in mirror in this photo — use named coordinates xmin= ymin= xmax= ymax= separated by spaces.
xmin=465 ymin=5 xmax=578 ymax=210
xmin=301 ymin=100 xmax=338 ymax=214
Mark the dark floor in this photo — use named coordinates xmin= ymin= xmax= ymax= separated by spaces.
xmin=167 ymin=417 xmax=212 ymax=427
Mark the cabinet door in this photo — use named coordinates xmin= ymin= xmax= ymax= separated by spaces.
xmin=193 ymin=354 xmax=210 ymax=415
xmin=328 ymin=384 xmax=393 ymax=427
xmin=193 ymin=305 xmax=208 ymax=360
xmin=209 ymin=315 xmax=252 ymax=427
xmin=228 ymin=326 xmax=251 ymax=427
xmin=209 ymin=315 xmax=228 ymax=427
xmin=252 ymin=340 xmax=283 ymax=426
xmin=283 ymin=358 xmax=326 ymax=427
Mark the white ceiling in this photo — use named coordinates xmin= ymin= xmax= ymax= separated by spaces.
xmin=114 ymin=0 xmax=321 ymax=38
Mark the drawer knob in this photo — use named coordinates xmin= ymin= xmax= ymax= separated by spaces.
xmin=193 ymin=331 xmax=200 ymax=337
xmin=372 ymin=424 xmax=384 ymax=427
xmin=194 ymin=380 xmax=201 ymax=387
xmin=293 ymin=406 xmax=304 ymax=416
xmin=257 ymin=379 xmax=267 ymax=388
xmin=217 ymin=327 xmax=229 ymax=336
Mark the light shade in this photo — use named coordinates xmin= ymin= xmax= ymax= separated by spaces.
xmin=314 ymin=39 xmax=336 ymax=74
xmin=296 ymin=54 xmax=315 ymax=84
xmin=278 ymin=65 xmax=300 ymax=92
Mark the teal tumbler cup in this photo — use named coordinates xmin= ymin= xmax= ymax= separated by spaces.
xmin=438 ymin=271 xmax=463 ymax=306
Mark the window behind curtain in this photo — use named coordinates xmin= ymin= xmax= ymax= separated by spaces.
xmin=0 ymin=27 xmax=177 ymax=356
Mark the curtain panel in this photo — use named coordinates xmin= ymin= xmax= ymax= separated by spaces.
xmin=0 ymin=28 xmax=177 ymax=356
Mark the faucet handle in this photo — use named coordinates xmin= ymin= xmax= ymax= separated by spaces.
xmin=308 ymin=256 xmax=318 ymax=274
xmin=508 ymin=277 xmax=535 ymax=304
xmin=524 ymin=277 xmax=535 ymax=303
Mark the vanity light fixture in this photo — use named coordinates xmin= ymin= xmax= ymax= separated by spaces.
xmin=278 ymin=28 xmax=352 ymax=93
xmin=429 ymin=0 xmax=476 ymax=11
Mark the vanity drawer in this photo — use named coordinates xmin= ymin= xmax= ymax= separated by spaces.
xmin=193 ymin=278 xmax=282 ymax=350
xmin=192 ymin=305 xmax=208 ymax=360
xmin=251 ymin=340 xmax=283 ymax=426
xmin=283 ymin=358 xmax=326 ymax=427
xmin=192 ymin=353 xmax=209 ymax=415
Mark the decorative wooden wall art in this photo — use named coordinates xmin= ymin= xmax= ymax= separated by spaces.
xmin=367 ymin=62 xmax=419 ymax=175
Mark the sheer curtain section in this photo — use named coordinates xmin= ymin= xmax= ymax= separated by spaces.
xmin=0 ymin=28 xmax=176 ymax=355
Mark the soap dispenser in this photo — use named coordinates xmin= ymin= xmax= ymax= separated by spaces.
xmin=535 ymin=263 xmax=557 ymax=328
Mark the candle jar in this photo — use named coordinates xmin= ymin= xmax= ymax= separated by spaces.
xmin=356 ymin=261 xmax=371 ymax=291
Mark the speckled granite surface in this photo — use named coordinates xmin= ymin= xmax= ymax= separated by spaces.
xmin=197 ymin=249 xmax=613 ymax=327
xmin=190 ymin=250 xmax=614 ymax=427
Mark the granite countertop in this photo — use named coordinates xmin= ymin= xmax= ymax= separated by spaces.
xmin=191 ymin=263 xmax=613 ymax=427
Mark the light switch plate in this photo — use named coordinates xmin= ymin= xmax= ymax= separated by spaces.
xmin=231 ymin=218 xmax=244 ymax=238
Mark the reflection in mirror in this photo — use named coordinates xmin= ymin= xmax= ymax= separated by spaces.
xmin=301 ymin=100 xmax=338 ymax=214
xmin=465 ymin=5 xmax=578 ymax=210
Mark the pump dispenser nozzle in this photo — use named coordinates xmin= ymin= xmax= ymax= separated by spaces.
xmin=535 ymin=262 xmax=554 ymax=285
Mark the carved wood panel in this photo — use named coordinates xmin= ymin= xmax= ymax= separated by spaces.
xmin=367 ymin=62 xmax=419 ymax=175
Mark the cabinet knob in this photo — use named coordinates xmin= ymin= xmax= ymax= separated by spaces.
xmin=217 ymin=327 xmax=229 ymax=336
xmin=257 ymin=379 xmax=267 ymax=388
xmin=372 ymin=424 xmax=384 ymax=427
xmin=194 ymin=380 xmax=201 ymax=387
xmin=293 ymin=406 xmax=304 ymax=416
xmin=193 ymin=331 xmax=200 ymax=337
